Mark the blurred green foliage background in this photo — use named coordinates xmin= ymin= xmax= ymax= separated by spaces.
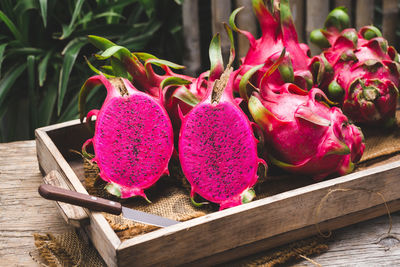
xmin=0 ymin=0 xmax=183 ymax=142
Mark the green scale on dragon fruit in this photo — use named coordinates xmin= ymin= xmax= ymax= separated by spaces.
xmin=86 ymin=35 xmax=210 ymax=134
xmin=230 ymin=0 xmax=313 ymax=95
xmin=241 ymin=51 xmax=365 ymax=181
xmin=179 ymin=31 xmax=266 ymax=210
xmin=79 ymin=75 xmax=174 ymax=201
xmin=310 ymin=7 xmax=400 ymax=126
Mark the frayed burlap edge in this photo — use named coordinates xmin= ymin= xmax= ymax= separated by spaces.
xmin=30 ymin=231 xmax=106 ymax=267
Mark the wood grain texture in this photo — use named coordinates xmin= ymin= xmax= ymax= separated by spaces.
xmin=35 ymin=126 xmax=121 ymax=267
xmin=382 ymin=0 xmax=399 ymax=46
xmin=117 ymin=160 xmax=400 ymax=266
xmin=211 ymin=0 xmax=232 ymax=62
xmin=33 ymin=119 xmax=400 ymax=266
xmin=235 ymin=0 xmax=257 ymax=58
xmin=306 ymin=0 xmax=329 ymax=55
xmin=0 ymin=141 xmax=71 ymax=266
xmin=182 ymin=0 xmax=201 ymax=76
xmin=297 ymin=213 xmax=400 ymax=266
xmin=355 ymin=0 xmax=374 ymax=29
xmin=291 ymin=0 xmax=305 ymax=42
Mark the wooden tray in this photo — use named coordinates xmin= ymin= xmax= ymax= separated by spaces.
xmin=35 ymin=119 xmax=400 ymax=267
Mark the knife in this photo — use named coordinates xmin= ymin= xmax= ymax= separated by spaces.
xmin=38 ymin=184 xmax=180 ymax=227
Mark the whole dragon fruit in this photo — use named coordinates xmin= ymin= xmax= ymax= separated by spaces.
xmin=230 ymin=0 xmax=313 ymax=95
xmin=244 ymin=54 xmax=365 ymax=181
xmin=79 ymin=75 xmax=174 ymax=200
xmin=310 ymin=7 xmax=400 ymax=126
xmin=179 ymin=34 xmax=265 ymax=210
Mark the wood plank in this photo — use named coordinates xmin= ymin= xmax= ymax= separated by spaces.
xmin=0 ymin=141 xmax=71 ymax=266
xmin=190 ymin=199 xmax=400 ymax=266
xmin=355 ymin=0 xmax=374 ymax=29
xmin=182 ymin=0 xmax=201 ymax=76
xmin=297 ymin=211 xmax=400 ymax=266
xmin=235 ymin=0 xmax=257 ymax=59
xmin=382 ymin=0 xmax=399 ymax=46
xmin=291 ymin=0 xmax=305 ymax=43
xmin=306 ymin=0 xmax=330 ymax=55
xmin=35 ymin=126 xmax=121 ymax=267
xmin=117 ymin=161 xmax=400 ymax=266
xmin=211 ymin=0 xmax=232 ymax=62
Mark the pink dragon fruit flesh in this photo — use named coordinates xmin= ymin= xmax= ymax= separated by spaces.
xmin=244 ymin=54 xmax=365 ymax=181
xmin=79 ymin=75 xmax=174 ymax=200
xmin=310 ymin=7 xmax=400 ymax=126
xmin=230 ymin=0 xmax=313 ymax=94
xmin=179 ymin=33 xmax=265 ymax=210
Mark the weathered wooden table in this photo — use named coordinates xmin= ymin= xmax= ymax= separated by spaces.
xmin=1 ymin=140 xmax=400 ymax=266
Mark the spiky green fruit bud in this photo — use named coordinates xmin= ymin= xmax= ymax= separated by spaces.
xmin=279 ymin=64 xmax=294 ymax=83
xmin=361 ymin=26 xmax=382 ymax=40
xmin=325 ymin=7 xmax=350 ymax=31
xmin=328 ymin=80 xmax=344 ymax=101
xmin=310 ymin=29 xmax=330 ymax=49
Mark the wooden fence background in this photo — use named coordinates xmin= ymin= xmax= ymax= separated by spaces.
xmin=181 ymin=0 xmax=399 ymax=76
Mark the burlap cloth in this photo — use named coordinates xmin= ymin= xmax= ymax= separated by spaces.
xmin=32 ymin=110 xmax=400 ymax=266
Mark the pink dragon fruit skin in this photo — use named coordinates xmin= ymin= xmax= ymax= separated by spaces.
xmin=179 ymin=34 xmax=265 ymax=210
xmin=310 ymin=7 xmax=400 ymax=126
xmin=231 ymin=0 xmax=313 ymax=92
xmin=79 ymin=75 xmax=174 ymax=200
xmin=244 ymin=54 xmax=365 ymax=181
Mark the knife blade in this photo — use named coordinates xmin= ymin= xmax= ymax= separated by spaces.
xmin=38 ymin=184 xmax=180 ymax=227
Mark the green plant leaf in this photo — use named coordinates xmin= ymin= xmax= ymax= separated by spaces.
xmin=27 ymin=55 xmax=37 ymax=135
xmin=96 ymin=45 xmax=132 ymax=60
xmin=139 ymin=0 xmax=156 ymax=18
xmin=59 ymin=0 xmax=84 ymax=39
xmin=7 ymin=47 xmax=43 ymax=56
xmin=85 ymin=56 xmax=116 ymax=78
xmin=0 ymin=43 xmax=8 ymax=79
xmin=38 ymin=0 xmax=48 ymax=27
xmin=110 ymin=57 xmax=129 ymax=78
xmin=0 ymin=63 xmax=27 ymax=108
xmin=0 ymin=10 xmax=23 ymax=42
xmin=38 ymin=50 xmax=52 ymax=87
xmin=160 ymin=76 xmax=192 ymax=89
xmin=145 ymin=58 xmax=185 ymax=70
xmin=57 ymin=38 xmax=86 ymax=115
xmin=88 ymin=34 xmax=118 ymax=50
xmin=38 ymin=81 xmax=57 ymax=126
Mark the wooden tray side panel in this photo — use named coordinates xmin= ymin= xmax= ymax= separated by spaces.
xmin=189 ymin=199 xmax=400 ymax=266
xmin=35 ymin=126 xmax=121 ymax=267
xmin=117 ymin=162 xmax=400 ymax=266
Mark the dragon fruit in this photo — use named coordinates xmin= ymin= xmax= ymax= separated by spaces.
xmin=86 ymin=35 xmax=209 ymax=130
xmin=79 ymin=75 xmax=174 ymax=200
xmin=310 ymin=7 xmax=400 ymax=126
xmin=244 ymin=54 xmax=365 ymax=181
xmin=230 ymin=0 xmax=313 ymax=94
xmin=179 ymin=33 xmax=265 ymax=210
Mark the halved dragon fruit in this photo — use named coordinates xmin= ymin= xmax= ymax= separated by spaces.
xmin=230 ymin=0 xmax=313 ymax=93
xmin=310 ymin=7 xmax=400 ymax=126
xmin=79 ymin=75 xmax=174 ymax=200
xmin=179 ymin=33 xmax=265 ymax=210
xmin=244 ymin=53 xmax=365 ymax=181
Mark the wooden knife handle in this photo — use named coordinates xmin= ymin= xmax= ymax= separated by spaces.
xmin=39 ymin=184 xmax=122 ymax=215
